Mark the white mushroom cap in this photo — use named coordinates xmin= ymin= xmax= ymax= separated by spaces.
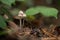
xmin=18 ymin=10 xmax=26 ymax=18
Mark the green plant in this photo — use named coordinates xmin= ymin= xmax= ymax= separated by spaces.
xmin=26 ymin=6 xmax=58 ymax=19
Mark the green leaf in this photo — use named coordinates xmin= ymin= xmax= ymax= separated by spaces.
xmin=36 ymin=6 xmax=58 ymax=18
xmin=0 ymin=0 xmax=15 ymax=6
xmin=26 ymin=7 xmax=39 ymax=16
xmin=26 ymin=6 xmax=58 ymax=18
xmin=0 ymin=15 xmax=7 ymax=28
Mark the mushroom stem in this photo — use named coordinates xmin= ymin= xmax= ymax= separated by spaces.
xmin=23 ymin=19 xmax=24 ymax=26
xmin=20 ymin=19 xmax=22 ymax=29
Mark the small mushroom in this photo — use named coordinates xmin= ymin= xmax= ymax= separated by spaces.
xmin=18 ymin=10 xmax=26 ymax=29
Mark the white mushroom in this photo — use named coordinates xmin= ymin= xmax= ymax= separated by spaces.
xmin=18 ymin=10 xmax=26 ymax=18
xmin=18 ymin=10 xmax=26 ymax=29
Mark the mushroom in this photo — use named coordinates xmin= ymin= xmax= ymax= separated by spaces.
xmin=18 ymin=10 xmax=26 ymax=29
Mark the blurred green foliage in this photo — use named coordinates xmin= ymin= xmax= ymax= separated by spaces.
xmin=0 ymin=0 xmax=15 ymax=6
xmin=0 ymin=15 xmax=7 ymax=28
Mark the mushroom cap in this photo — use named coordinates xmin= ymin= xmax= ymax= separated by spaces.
xmin=14 ymin=10 xmax=26 ymax=19
xmin=19 ymin=10 xmax=24 ymax=14
xmin=18 ymin=10 xmax=26 ymax=17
